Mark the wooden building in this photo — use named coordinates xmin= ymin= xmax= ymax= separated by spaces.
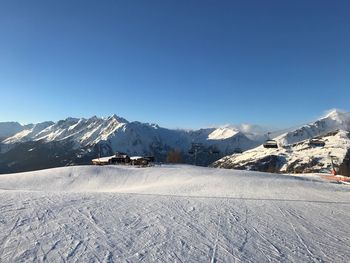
xmin=92 ymin=153 xmax=153 ymax=166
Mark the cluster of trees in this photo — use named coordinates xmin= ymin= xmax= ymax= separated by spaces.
xmin=166 ymin=150 xmax=182 ymax=163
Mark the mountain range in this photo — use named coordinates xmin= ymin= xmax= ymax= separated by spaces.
xmin=0 ymin=115 xmax=263 ymax=173
xmin=1 ymin=109 xmax=350 ymax=175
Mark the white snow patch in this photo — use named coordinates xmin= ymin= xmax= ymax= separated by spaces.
xmin=208 ymin=127 xmax=238 ymax=140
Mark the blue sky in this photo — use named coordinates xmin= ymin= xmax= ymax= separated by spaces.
xmin=0 ymin=0 xmax=349 ymax=129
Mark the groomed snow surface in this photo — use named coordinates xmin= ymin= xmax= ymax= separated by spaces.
xmin=0 ymin=165 xmax=349 ymax=262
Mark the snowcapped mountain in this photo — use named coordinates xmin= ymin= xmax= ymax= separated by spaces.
xmin=1 ymin=117 xmax=257 ymax=154
xmin=213 ymin=110 xmax=350 ymax=176
xmin=277 ymin=109 xmax=350 ymax=145
xmin=2 ymin=116 xmax=126 ymax=146
xmin=3 ymin=121 xmax=54 ymax=145
xmin=0 ymin=115 xmax=260 ymax=173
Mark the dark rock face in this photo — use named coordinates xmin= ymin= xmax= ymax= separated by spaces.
xmin=250 ymin=155 xmax=286 ymax=173
xmin=213 ymin=152 xmax=349 ymax=176
xmin=339 ymin=149 xmax=350 ymax=177
xmin=215 ymin=155 xmax=286 ymax=173
xmin=286 ymin=158 xmax=324 ymax=174
xmin=0 ymin=141 xmax=97 ymax=174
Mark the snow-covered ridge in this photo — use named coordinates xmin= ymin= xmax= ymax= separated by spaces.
xmin=207 ymin=127 xmax=239 ymax=140
xmin=277 ymin=109 xmax=350 ymax=146
xmin=3 ymin=121 xmax=54 ymax=144
xmin=0 ymin=115 xmax=258 ymax=156
xmin=210 ymin=110 xmax=349 ymax=173
xmin=2 ymin=115 xmax=126 ymax=146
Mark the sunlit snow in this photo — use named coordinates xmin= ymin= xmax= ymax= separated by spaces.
xmin=0 ymin=165 xmax=349 ymax=262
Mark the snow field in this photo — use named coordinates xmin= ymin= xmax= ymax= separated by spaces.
xmin=0 ymin=165 xmax=349 ymax=262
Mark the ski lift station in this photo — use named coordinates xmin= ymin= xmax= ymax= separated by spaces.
xmin=263 ymin=139 xmax=278 ymax=148
xmin=263 ymin=132 xmax=279 ymax=149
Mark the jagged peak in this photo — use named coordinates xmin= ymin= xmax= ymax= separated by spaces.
xmin=32 ymin=121 xmax=54 ymax=129
xmin=55 ymin=117 xmax=80 ymax=127
xmin=88 ymin=115 xmax=98 ymax=121
xmin=107 ymin=114 xmax=128 ymax=124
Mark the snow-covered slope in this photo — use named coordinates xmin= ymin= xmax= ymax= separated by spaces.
xmin=214 ymin=110 xmax=350 ymax=175
xmin=1 ymin=164 xmax=329 ymax=196
xmin=277 ymin=109 xmax=350 ymax=146
xmin=214 ymin=129 xmax=350 ymax=175
xmin=3 ymin=121 xmax=54 ymax=144
xmin=207 ymin=127 xmax=238 ymax=140
xmin=0 ymin=165 xmax=349 ymax=262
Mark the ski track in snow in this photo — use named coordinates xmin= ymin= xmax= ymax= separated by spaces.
xmin=0 ymin=165 xmax=349 ymax=262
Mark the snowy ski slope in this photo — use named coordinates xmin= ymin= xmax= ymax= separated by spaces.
xmin=0 ymin=165 xmax=349 ymax=262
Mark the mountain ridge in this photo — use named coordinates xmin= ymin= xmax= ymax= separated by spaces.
xmin=0 ymin=114 xmax=260 ymax=173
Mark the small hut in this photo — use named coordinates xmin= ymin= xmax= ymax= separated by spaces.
xmin=308 ymin=139 xmax=325 ymax=147
xmin=92 ymin=156 xmax=116 ymax=165
xmin=114 ymin=152 xmax=130 ymax=164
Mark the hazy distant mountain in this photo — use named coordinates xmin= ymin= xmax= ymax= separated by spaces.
xmin=0 ymin=122 xmax=24 ymax=140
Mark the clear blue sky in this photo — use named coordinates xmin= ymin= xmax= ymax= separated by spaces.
xmin=0 ymin=0 xmax=349 ymax=129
